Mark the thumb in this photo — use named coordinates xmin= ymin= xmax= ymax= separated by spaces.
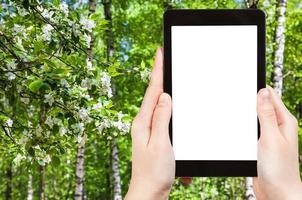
xmin=257 ymin=88 xmax=279 ymax=138
xmin=150 ymin=93 xmax=172 ymax=144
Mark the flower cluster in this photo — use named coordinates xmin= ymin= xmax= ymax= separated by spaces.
xmin=0 ymin=1 xmax=131 ymax=168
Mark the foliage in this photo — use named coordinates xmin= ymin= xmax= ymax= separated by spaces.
xmin=0 ymin=0 xmax=301 ymax=199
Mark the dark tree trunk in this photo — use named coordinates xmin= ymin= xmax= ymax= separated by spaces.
xmin=38 ymin=166 xmax=45 ymax=200
xmin=5 ymin=163 xmax=12 ymax=200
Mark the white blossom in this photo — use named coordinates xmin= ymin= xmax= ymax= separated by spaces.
xmin=59 ymin=2 xmax=69 ymax=15
xmin=80 ymin=17 xmax=96 ymax=32
xmin=97 ymin=124 xmax=105 ymax=133
xmin=45 ymin=116 xmax=54 ymax=128
xmin=107 ymin=87 xmax=113 ymax=98
xmin=60 ymin=79 xmax=69 ymax=87
xmin=41 ymin=9 xmax=54 ymax=19
xmin=7 ymin=60 xmax=17 ymax=70
xmin=113 ymin=121 xmax=130 ymax=133
xmin=44 ymin=93 xmax=55 ymax=106
xmin=34 ymin=145 xmax=41 ymax=151
xmin=12 ymin=24 xmax=25 ymax=34
xmin=36 ymin=125 xmax=43 ymax=136
xmin=86 ymin=59 xmax=93 ymax=71
xmin=6 ymin=118 xmax=13 ymax=127
xmin=263 ymin=0 xmax=270 ymax=8
xmin=21 ymin=97 xmax=30 ymax=104
xmin=79 ymin=108 xmax=90 ymax=122
xmin=140 ymin=68 xmax=151 ymax=82
xmin=71 ymin=123 xmax=85 ymax=134
xmin=53 ymin=118 xmax=62 ymax=126
xmin=102 ymin=119 xmax=111 ymax=128
xmin=7 ymin=72 xmax=16 ymax=81
xmin=59 ymin=127 xmax=66 ymax=136
xmin=41 ymin=24 xmax=54 ymax=42
xmin=13 ymin=153 xmax=25 ymax=164
xmin=92 ymin=102 xmax=102 ymax=110
xmin=83 ymin=94 xmax=92 ymax=101
xmin=17 ymin=7 xmax=29 ymax=17
xmin=101 ymin=72 xmax=113 ymax=98
xmin=84 ymin=34 xmax=92 ymax=48
xmin=43 ymin=154 xmax=51 ymax=164
xmin=81 ymin=78 xmax=91 ymax=89
xmin=72 ymin=23 xmax=81 ymax=37
xmin=117 ymin=112 xmax=124 ymax=120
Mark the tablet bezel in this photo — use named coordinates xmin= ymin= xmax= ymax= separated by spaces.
xmin=163 ymin=9 xmax=266 ymax=177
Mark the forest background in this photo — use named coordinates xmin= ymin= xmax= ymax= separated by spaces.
xmin=0 ymin=0 xmax=301 ymax=199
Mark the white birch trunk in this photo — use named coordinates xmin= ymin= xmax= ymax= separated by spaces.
xmin=103 ymin=0 xmax=123 ymax=199
xmin=273 ymin=0 xmax=287 ymax=96
xmin=246 ymin=177 xmax=256 ymax=200
xmin=112 ymin=139 xmax=122 ymax=200
xmin=27 ymin=173 xmax=33 ymax=200
xmin=74 ymin=1 xmax=96 ymax=199
xmin=75 ymin=141 xmax=85 ymax=200
xmin=245 ymin=1 xmax=258 ymax=199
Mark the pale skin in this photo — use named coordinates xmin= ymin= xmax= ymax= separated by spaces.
xmin=125 ymin=48 xmax=302 ymax=200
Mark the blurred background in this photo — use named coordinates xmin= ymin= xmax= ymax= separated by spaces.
xmin=0 ymin=0 xmax=301 ymax=199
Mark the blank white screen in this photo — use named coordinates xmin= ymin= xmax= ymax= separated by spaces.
xmin=172 ymin=26 xmax=257 ymax=160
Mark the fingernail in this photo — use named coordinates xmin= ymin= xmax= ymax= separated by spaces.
xmin=159 ymin=93 xmax=170 ymax=105
xmin=259 ymin=88 xmax=270 ymax=102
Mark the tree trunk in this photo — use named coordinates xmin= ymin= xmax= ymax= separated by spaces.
xmin=38 ymin=102 xmax=46 ymax=200
xmin=245 ymin=1 xmax=258 ymax=199
xmin=246 ymin=177 xmax=256 ymax=200
xmin=104 ymin=0 xmax=114 ymax=59
xmin=245 ymin=0 xmax=258 ymax=8
xmin=273 ymin=0 xmax=287 ymax=96
xmin=5 ymin=163 xmax=12 ymax=200
xmin=112 ymin=139 xmax=122 ymax=200
xmin=75 ymin=142 xmax=86 ymax=200
xmin=27 ymin=173 xmax=33 ymax=200
xmin=103 ymin=1 xmax=123 ymax=199
xmin=74 ymin=2 xmax=96 ymax=200
xmin=39 ymin=166 xmax=45 ymax=200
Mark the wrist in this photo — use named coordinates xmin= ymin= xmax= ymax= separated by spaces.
xmin=125 ymin=179 xmax=171 ymax=200
xmin=286 ymin=182 xmax=302 ymax=200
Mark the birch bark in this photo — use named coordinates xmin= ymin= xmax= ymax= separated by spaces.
xmin=74 ymin=1 xmax=96 ymax=199
xmin=273 ymin=0 xmax=287 ymax=96
xmin=103 ymin=1 xmax=122 ymax=199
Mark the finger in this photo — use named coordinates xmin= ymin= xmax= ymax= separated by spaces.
xmin=253 ymin=178 xmax=265 ymax=200
xmin=267 ymin=86 xmax=298 ymax=142
xmin=257 ymin=88 xmax=280 ymax=140
xmin=180 ymin=177 xmax=192 ymax=186
xmin=149 ymin=93 xmax=171 ymax=145
xmin=135 ymin=48 xmax=163 ymax=129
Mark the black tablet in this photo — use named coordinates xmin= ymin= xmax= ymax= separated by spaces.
xmin=163 ymin=9 xmax=265 ymax=177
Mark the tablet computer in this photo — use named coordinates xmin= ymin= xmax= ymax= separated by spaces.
xmin=163 ymin=9 xmax=265 ymax=177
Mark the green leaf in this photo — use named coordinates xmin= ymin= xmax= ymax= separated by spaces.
xmin=51 ymin=156 xmax=60 ymax=167
xmin=29 ymin=80 xmax=50 ymax=93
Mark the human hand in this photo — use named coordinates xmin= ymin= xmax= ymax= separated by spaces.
xmin=254 ymin=86 xmax=302 ymax=200
xmin=125 ymin=48 xmax=175 ymax=200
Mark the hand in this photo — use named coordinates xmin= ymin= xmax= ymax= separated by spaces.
xmin=125 ymin=48 xmax=175 ymax=200
xmin=254 ymin=86 xmax=302 ymax=200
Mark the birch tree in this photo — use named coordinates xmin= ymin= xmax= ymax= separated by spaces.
xmin=27 ymin=173 xmax=33 ymax=200
xmin=75 ymin=0 xmax=96 ymax=199
xmin=103 ymin=0 xmax=122 ymax=199
xmin=273 ymin=0 xmax=288 ymax=96
xmin=244 ymin=1 xmax=258 ymax=199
